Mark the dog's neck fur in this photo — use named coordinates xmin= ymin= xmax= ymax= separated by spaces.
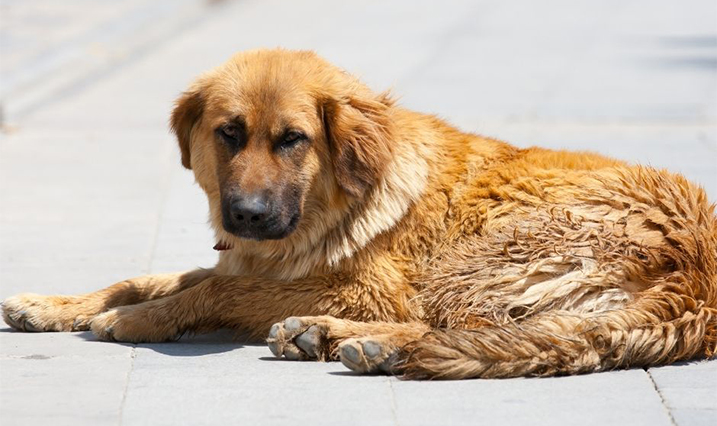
xmin=212 ymin=114 xmax=434 ymax=281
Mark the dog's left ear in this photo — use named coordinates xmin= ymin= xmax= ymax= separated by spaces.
xmin=170 ymin=86 xmax=206 ymax=169
xmin=322 ymin=92 xmax=394 ymax=198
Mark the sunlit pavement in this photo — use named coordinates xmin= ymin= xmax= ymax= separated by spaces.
xmin=1 ymin=1 xmax=715 ymax=425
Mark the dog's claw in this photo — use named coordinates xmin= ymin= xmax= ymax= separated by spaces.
xmin=23 ymin=320 xmax=39 ymax=332
xmin=3 ymin=312 xmax=22 ymax=330
xmin=13 ymin=310 xmax=35 ymax=332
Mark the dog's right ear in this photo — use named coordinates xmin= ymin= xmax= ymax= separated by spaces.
xmin=170 ymin=86 xmax=205 ymax=169
xmin=321 ymin=92 xmax=394 ymax=198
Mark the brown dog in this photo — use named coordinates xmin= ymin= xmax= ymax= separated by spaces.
xmin=3 ymin=49 xmax=716 ymax=379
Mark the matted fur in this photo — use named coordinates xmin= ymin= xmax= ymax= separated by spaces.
xmin=3 ymin=49 xmax=716 ymax=380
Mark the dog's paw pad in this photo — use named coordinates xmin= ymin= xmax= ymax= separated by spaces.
xmin=295 ymin=325 xmax=324 ymax=358
xmin=284 ymin=316 xmax=303 ymax=332
xmin=267 ymin=323 xmax=284 ymax=356
xmin=339 ymin=338 xmax=398 ymax=374
xmin=266 ymin=317 xmax=329 ymax=361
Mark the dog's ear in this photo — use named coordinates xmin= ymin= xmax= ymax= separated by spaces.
xmin=322 ymin=92 xmax=394 ymax=198
xmin=170 ymin=86 xmax=206 ymax=169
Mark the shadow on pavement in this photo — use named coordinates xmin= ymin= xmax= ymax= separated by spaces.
xmin=257 ymin=356 xmax=283 ymax=362
xmin=74 ymin=328 xmax=256 ymax=357
xmin=327 ymin=370 xmax=365 ymax=377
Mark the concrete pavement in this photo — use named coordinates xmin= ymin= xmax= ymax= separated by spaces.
xmin=1 ymin=1 xmax=716 ymax=425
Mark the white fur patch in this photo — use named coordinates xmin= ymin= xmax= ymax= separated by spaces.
xmin=326 ymin=139 xmax=430 ymax=265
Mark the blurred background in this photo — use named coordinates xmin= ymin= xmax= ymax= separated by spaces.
xmin=1 ymin=0 xmax=716 ymax=293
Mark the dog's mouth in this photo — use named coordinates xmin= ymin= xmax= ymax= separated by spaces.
xmin=220 ymin=213 xmax=301 ymax=244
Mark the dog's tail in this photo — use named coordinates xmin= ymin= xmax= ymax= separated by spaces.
xmin=396 ymin=301 xmax=717 ymax=380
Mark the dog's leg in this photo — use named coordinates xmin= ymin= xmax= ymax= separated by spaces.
xmin=381 ymin=166 xmax=717 ymax=379
xmin=266 ymin=316 xmax=428 ymax=365
xmin=392 ymin=292 xmax=717 ymax=379
xmin=2 ymin=269 xmax=214 ymax=332
xmin=88 ymin=273 xmax=418 ymax=343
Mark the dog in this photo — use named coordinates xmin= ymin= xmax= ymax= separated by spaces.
xmin=3 ymin=49 xmax=716 ymax=379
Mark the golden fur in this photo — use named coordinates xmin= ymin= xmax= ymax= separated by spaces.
xmin=3 ymin=49 xmax=716 ymax=380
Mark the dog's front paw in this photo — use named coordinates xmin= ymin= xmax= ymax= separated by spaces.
xmin=2 ymin=294 xmax=91 ymax=332
xmin=338 ymin=337 xmax=400 ymax=374
xmin=266 ymin=316 xmax=335 ymax=361
xmin=90 ymin=309 xmax=120 ymax=341
xmin=90 ymin=306 xmax=181 ymax=343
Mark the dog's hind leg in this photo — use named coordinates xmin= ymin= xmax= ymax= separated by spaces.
xmin=395 ymin=293 xmax=717 ymax=379
xmin=378 ymin=167 xmax=717 ymax=379
xmin=2 ymin=268 xmax=214 ymax=332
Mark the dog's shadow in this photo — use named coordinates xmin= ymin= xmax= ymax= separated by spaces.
xmin=74 ymin=328 xmax=255 ymax=357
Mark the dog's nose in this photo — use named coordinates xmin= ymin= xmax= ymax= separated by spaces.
xmin=230 ymin=195 xmax=269 ymax=225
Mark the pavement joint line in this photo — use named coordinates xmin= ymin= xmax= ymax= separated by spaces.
xmin=115 ymin=141 xmax=171 ymax=425
xmin=118 ymin=345 xmax=137 ymax=426
xmin=645 ymin=368 xmax=678 ymax=426
xmin=387 ymin=377 xmax=400 ymax=426
xmin=145 ymin=152 xmax=178 ymax=275
xmin=113 ymin=138 xmax=173 ymax=426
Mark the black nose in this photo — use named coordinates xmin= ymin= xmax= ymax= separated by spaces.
xmin=230 ymin=195 xmax=269 ymax=225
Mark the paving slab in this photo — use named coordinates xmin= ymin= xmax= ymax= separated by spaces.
xmin=0 ymin=129 xmax=175 ymax=297
xmin=0 ymin=332 xmax=132 ymax=426
xmin=121 ymin=334 xmax=396 ymax=426
xmin=390 ymin=369 xmax=674 ymax=426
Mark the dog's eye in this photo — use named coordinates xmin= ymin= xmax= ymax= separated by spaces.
xmin=277 ymin=131 xmax=306 ymax=150
xmin=219 ymin=125 xmax=240 ymax=140
xmin=216 ymin=124 xmax=245 ymax=148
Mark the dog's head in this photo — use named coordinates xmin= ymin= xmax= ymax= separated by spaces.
xmin=170 ymin=49 xmax=394 ymax=242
